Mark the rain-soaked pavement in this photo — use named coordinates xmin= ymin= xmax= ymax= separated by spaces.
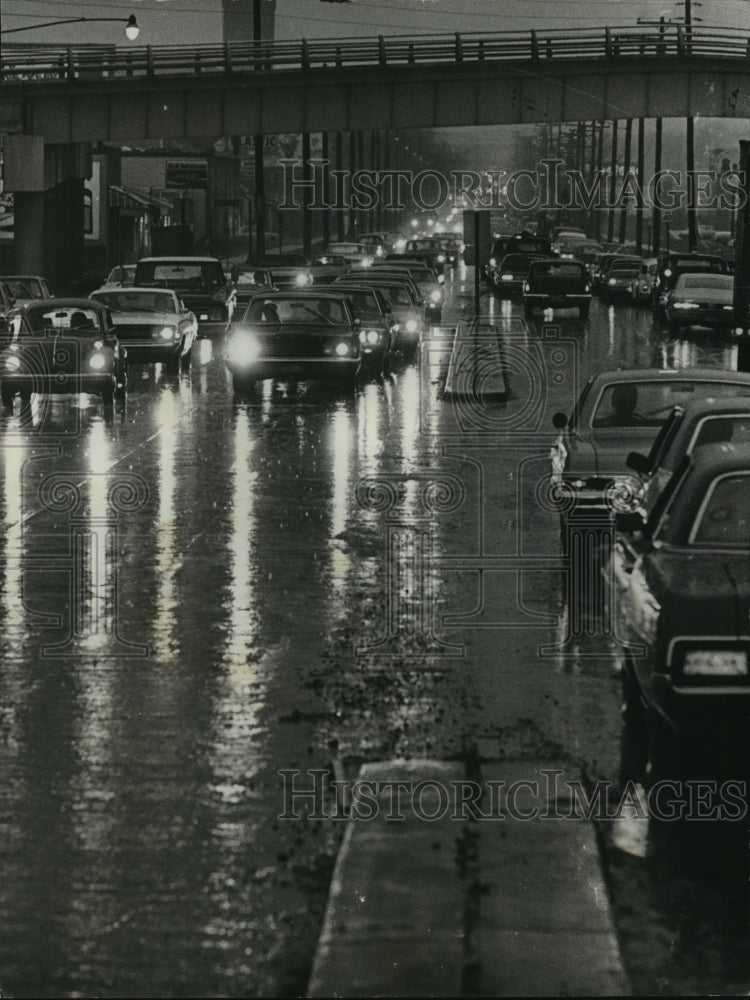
xmin=0 ymin=269 xmax=747 ymax=997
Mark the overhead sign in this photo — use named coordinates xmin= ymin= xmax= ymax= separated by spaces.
xmin=165 ymin=159 xmax=208 ymax=190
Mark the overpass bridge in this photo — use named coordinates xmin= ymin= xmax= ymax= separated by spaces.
xmin=2 ymin=23 xmax=750 ymax=140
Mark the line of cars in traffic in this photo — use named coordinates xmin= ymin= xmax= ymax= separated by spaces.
xmin=0 ymin=232 xmax=456 ymax=410
xmin=550 ymin=366 xmax=750 ymax=785
xmin=484 ymin=226 xmax=737 ymax=337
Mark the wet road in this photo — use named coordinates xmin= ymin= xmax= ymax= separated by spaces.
xmin=0 ymin=271 xmax=746 ymax=997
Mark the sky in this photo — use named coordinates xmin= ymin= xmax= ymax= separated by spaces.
xmin=2 ymin=0 xmax=749 ymax=46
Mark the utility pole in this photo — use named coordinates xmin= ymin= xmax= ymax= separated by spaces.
xmin=619 ymin=119 xmax=632 ymax=245
xmin=652 ymin=117 xmax=663 ymax=255
xmin=607 ymin=120 xmax=618 ymax=243
xmin=683 ymin=0 xmax=698 ymax=250
xmin=635 ymin=118 xmax=645 ymax=254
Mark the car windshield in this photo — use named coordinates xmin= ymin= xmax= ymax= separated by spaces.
xmin=593 ymin=381 xmax=750 ymax=429
xmin=328 ymin=244 xmax=363 ymax=254
xmin=691 ymin=474 xmax=750 ymax=546
xmin=244 ymin=297 xmax=346 ymax=325
xmin=106 ymin=266 xmax=135 ymax=283
xmin=678 ymin=274 xmax=733 ymax=290
xmin=3 ymin=277 xmax=46 ymax=299
xmin=374 ymin=285 xmax=412 ymax=307
xmin=236 ymin=271 xmax=271 ymax=288
xmin=136 ymin=261 xmax=224 ymax=289
xmin=94 ymin=291 xmax=176 ymax=313
xmin=610 ymin=268 xmax=640 ymax=278
xmin=24 ymin=306 xmax=104 ymax=336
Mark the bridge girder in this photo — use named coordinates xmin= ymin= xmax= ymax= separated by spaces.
xmin=3 ymin=56 xmax=750 ymax=142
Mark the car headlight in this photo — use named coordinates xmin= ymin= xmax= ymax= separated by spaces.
xmin=437 ymin=274 xmax=445 ymax=284
xmin=608 ymin=277 xmax=616 ymax=285
xmin=227 ymin=331 xmax=260 ymax=364
xmin=4 ymin=355 xmax=21 ymax=371
xmin=89 ymin=352 xmax=107 ymax=371
xmin=437 ymin=254 xmax=446 ymax=262
xmin=365 ymin=329 xmax=380 ymax=344
xmin=157 ymin=326 xmax=177 ymax=340
xmin=683 ymin=650 xmax=748 ymax=676
xmin=405 ymin=319 xmax=418 ymax=333
xmin=663 ymin=268 xmax=672 ymax=277
xmin=501 ymin=274 xmax=514 ymax=282
xmin=524 ymin=283 xmax=531 ymax=292
xmin=361 ymin=258 xmax=373 ymax=268
xmin=376 ymin=247 xmax=384 ymax=257
xmin=673 ymin=301 xmax=699 ymax=309
xmin=430 ymin=290 xmax=442 ymax=303
xmin=335 ymin=342 xmax=350 ymax=356
xmin=295 ymin=272 xmax=311 ymax=286
xmin=489 ymin=257 xmax=497 ymax=266
xmin=584 ymin=284 xmax=591 ymax=292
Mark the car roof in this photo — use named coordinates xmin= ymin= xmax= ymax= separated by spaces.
xmin=588 ymin=368 xmax=750 ymax=389
xmin=137 ymin=256 xmax=221 ymax=263
xmin=94 ymin=286 xmax=176 ymax=295
xmin=16 ymin=297 xmax=105 ymax=311
xmin=248 ymin=290 xmax=351 ymax=300
xmin=0 ymin=274 xmax=48 ymax=280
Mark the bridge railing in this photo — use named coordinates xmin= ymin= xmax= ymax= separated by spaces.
xmin=2 ymin=24 xmax=749 ymax=83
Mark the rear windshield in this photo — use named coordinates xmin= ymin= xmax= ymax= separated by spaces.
xmin=529 ymin=262 xmax=585 ymax=277
xmin=135 ymin=261 xmax=224 ymax=289
xmin=94 ymin=290 xmax=176 ymax=313
xmin=678 ymin=274 xmax=733 ymax=290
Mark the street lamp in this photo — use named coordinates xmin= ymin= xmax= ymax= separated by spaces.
xmin=1 ymin=15 xmax=140 ymax=39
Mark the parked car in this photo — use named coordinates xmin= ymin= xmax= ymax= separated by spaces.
xmin=523 ymin=259 xmax=591 ymax=318
xmin=0 ymin=298 xmax=127 ymax=410
xmin=664 ymin=272 xmax=734 ymax=335
xmin=89 ymin=287 xmax=197 ymax=371
xmin=224 ymin=291 xmax=361 ymax=393
xmin=0 ymin=274 xmax=55 ymax=305
xmin=100 ymin=264 xmax=137 ymax=289
xmin=613 ymin=443 xmax=750 ymax=780
xmin=330 ymin=282 xmax=397 ymax=375
xmin=651 ymin=252 xmax=728 ymax=319
xmin=133 ymin=256 xmax=235 ymax=335
xmin=334 ymin=273 xmax=423 ymax=360
xmin=324 ymin=242 xmax=374 ymax=269
xmin=601 ymin=260 xmax=643 ymax=300
xmin=625 ymin=395 xmax=750 ymax=519
xmin=549 ymin=368 xmax=750 ymax=522
xmin=489 ymin=252 xmax=551 ymax=297
xmin=630 ymin=258 xmax=658 ymax=303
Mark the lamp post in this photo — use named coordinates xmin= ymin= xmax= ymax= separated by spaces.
xmin=1 ymin=15 xmax=140 ymax=39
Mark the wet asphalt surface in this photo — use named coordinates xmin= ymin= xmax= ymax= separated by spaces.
xmin=0 ymin=268 xmax=747 ymax=997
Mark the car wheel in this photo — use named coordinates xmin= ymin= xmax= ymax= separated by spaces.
xmin=579 ymin=303 xmax=590 ymax=319
xmin=115 ymin=363 xmax=128 ymax=399
xmin=2 ymin=387 xmax=14 ymax=412
xmin=101 ymin=381 xmax=114 ymax=407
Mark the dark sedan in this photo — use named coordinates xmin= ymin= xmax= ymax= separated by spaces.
xmin=224 ymin=291 xmax=361 ymax=393
xmin=0 ymin=298 xmax=127 ymax=410
xmin=329 ymin=283 xmax=397 ymax=376
xmin=614 ymin=444 xmax=750 ymax=780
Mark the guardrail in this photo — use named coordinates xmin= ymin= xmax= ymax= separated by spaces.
xmin=2 ymin=24 xmax=749 ymax=84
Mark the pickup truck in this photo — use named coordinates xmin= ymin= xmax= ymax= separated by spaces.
xmin=523 ymin=259 xmax=591 ymax=318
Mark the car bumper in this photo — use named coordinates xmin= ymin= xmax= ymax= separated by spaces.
xmin=666 ymin=308 xmax=734 ymax=328
xmin=524 ymin=293 xmax=591 ymax=306
xmin=648 ymin=672 xmax=750 ymax=735
xmin=117 ymin=340 xmax=182 ymax=362
xmin=226 ymin=358 xmax=361 ymax=381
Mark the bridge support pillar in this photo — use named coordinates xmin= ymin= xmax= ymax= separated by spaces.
xmin=14 ymin=192 xmax=45 ymax=277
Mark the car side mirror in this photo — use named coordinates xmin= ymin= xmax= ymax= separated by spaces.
xmin=616 ymin=510 xmax=645 ymax=533
xmin=626 ymin=451 xmax=650 ymax=475
xmin=552 ymin=411 xmax=568 ymax=429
